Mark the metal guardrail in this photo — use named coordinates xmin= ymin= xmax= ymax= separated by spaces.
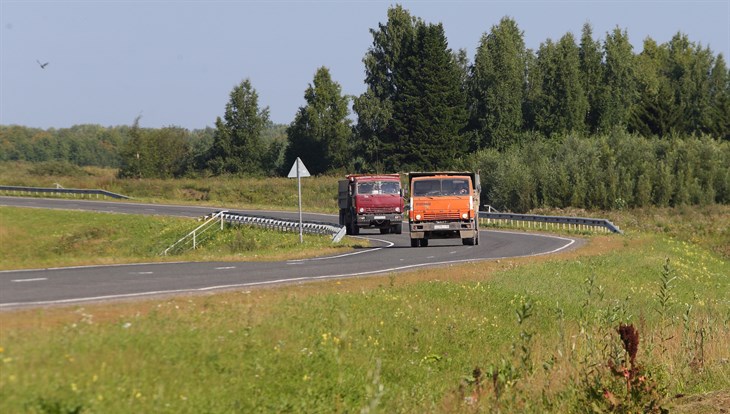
xmin=163 ymin=211 xmax=228 ymax=256
xmin=0 ymin=185 xmax=130 ymax=199
xmin=479 ymin=211 xmax=622 ymax=234
xmin=220 ymin=211 xmax=346 ymax=242
xmin=163 ymin=211 xmax=346 ymax=255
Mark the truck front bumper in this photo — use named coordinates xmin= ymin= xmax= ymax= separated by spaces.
xmin=409 ymin=221 xmax=476 ymax=239
xmin=357 ymin=213 xmax=402 ymax=226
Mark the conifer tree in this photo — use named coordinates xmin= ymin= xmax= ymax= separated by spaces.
xmin=354 ymin=5 xmax=422 ymax=171
xmin=390 ymin=23 xmax=468 ymax=170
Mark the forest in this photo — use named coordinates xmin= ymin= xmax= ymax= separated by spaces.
xmin=1 ymin=5 xmax=728 ymax=212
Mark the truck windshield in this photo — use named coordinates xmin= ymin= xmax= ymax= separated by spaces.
xmin=412 ymin=178 xmax=470 ymax=196
xmin=357 ymin=181 xmax=400 ymax=195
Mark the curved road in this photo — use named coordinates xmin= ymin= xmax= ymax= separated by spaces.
xmin=0 ymin=197 xmax=580 ymax=309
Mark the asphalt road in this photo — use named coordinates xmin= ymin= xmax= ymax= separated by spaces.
xmin=0 ymin=197 xmax=580 ymax=309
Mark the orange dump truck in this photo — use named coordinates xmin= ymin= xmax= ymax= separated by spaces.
xmin=408 ymin=172 xmax=481 ymax=247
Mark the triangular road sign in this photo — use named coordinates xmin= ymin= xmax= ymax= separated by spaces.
xmin=287 ymin=157 xmax=311 ymax=178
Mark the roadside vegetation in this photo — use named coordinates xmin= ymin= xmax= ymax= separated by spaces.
xmin=0 ymin=161 xmax=341 ymax=213
xmin=0 ymin=206 xmax=361 ymax=271
xmin=0 ymin=200 xmax=727 ymax=412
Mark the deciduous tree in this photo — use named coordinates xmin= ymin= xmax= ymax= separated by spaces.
xmin=206 ymin=79 xmax=269 ymax=175
xmin=284 ymin=67 xmax=351 ymax=175
xmin=467 ymin=17 xmax=527 ymax=150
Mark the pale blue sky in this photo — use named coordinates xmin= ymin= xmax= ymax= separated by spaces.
xmin=1 ymin=0 xmax=728 ymax=130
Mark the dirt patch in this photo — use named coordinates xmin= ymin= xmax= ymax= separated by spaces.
xmin=667 ymin=390 xmax=730 ymax=414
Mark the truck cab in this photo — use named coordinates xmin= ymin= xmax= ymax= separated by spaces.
xmin=408 ymin=172 xmax=481 ymax=247
xmin=338 ymin=174 xmax=404 ymax=235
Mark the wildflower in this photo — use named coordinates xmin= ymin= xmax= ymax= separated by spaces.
xmin=603 ymin=389 xmax=618 ymax=407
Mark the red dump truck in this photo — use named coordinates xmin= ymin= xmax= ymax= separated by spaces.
xmin=338 ymin=174 xmax=404 ymax=235
xmin=408 ymin=171 xmax=481 ymax=247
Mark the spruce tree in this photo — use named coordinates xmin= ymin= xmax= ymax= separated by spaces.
xmin=354 ymin=5 xmax=422 ymax=171
xmin=390 ymin=23 xmax=468 ymax=170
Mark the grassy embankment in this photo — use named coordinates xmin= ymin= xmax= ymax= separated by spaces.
xmin=0 ymin=161 xmax=341 ymax=213
xmin=0 ymin=207 xmax=364 ymax=271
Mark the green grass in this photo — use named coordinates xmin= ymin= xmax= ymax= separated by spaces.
xmin=0 ymin=206 xmax=361 ymax=270
xmin=1 ymin=210 xmax=728 ymax=413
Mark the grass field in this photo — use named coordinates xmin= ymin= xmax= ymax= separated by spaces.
xmin=0 ymin=207 xmax=362 ymax=271
xmin=1 ymin=216 xmax=728 ymax=411
xmin=0 ymin=161 xmax=728 ymax=412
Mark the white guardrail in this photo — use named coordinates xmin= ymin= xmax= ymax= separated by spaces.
xmin=163 ymin=211 xmax=347 ymax=255
xmin=0 ymin=185 xmax=130 ymax=199
xmin=220 ymin=211 xmax=346 ymax=241
xmin=479 ymin=211 xmax=622 ymax=233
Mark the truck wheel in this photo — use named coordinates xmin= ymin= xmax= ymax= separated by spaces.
xmin=380 ymin=227 xmax=390 ymax=234
xmin=351 ymin=219 xmax=359 ymax=235
xmin=410 ymin=238 xmax=419 ymax=247
xmin=421 ymin=238 xmax=428 ymax=247
xmin=463 ymin=236 xmax=476 ymax=246
xmin=393 ymin=223 xmax=402 ymax=234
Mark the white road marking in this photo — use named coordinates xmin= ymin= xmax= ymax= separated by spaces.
xmin=11 ymin=277 xmax=47 ymax=282
xmin=286 ymin=236 xmax=394 ymax=262
xmin=0 ymin=236 xmax=577 ymax=309
xmin=131 ymin=272 xmax=154 ymax=275
xmin=214 ymin=266 xmax=236 ymax=270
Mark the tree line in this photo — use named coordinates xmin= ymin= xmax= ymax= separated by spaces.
xmin=1 ymin=4 xmax=728 ymax=211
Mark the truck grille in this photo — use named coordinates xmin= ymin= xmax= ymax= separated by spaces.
xmin=364 ymin=207 xmax=394 ymax=214
xmin=423 ymin=211 xmax=461 ymax=220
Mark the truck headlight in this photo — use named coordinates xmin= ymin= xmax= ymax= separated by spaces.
xmin=416 ymin=214 xmax=421 ymax=220
xmin=395 ymin=207 xmax=400 ymax=213
xmin=359 ymin=207 xmax=365 ymax=213
xmin=462 ymin=212 xmax=468 ymax=219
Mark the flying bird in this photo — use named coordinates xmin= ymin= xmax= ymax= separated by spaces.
xmin=36 ymin=60 xmax=49 ymax=69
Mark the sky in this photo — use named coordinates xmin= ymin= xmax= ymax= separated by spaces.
xmin=1 ymin=0 xmax=729 ymax=131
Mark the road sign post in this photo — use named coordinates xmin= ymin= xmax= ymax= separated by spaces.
xmin=287 ymin=157 xmax=311 ymax=243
